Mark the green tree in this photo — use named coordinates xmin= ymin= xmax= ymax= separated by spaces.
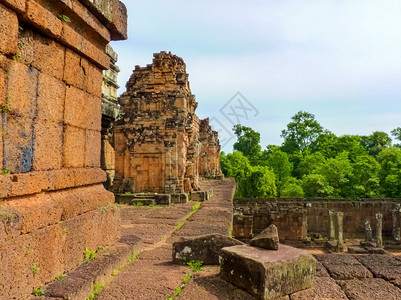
xmin=297 ymin=151 xmax=326 ymax=177
xmin=377 ymin=147 xmax=401 ymax=197
xmin=281 ymin=111 xmax=324 ymax=153
xmin=281 ymin=177 xmax=304 ymax=198
xmin=391 ymin=127 xmax=401 ymax=148
xmin=361 ymin=131 xmax=392 ymax=156
xmin=242 ymin=166 xmax=277 ymax=198
xmin=266 ymin=149 xmax=293 ymax=196
xmin=310 ymin=131 xmax=338 ymax=158
xmin=302 ymin=174 xmax=334 ymax=198
xmin=350 ymin=154 xmax=381 ymax=198
xmin=233 ymin=124 xmax=262 ymax=163
xmin=316 ymin=152 xmax=353 ymax=197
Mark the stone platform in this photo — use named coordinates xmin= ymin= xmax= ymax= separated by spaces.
xmin=220 ymin=244 xmax=316 ymax=300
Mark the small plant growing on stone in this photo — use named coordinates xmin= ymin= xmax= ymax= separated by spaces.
xmin=83 ymin=247 xmax=96 ymax=260
xmin=128 ymin=252 xmax=139 ymax=264
xmin=1 ymin=168 xmax=10 ymax=175
xmin=175 ymin=221 xmax=184 ymax=230
xmin=0 ymin=104 xmax=11 ymax=114
xmin=55 ymin=274 xmax=66 ymax=281
xmin=57 ymin=14 xmax=71 ymax=23
xmin=135 ymin=201 xmax=144 ymax=206
xmin=187 ymin=260 xmax=203 ymax=272
xmin=86 ymin=282 xmax=103 ymax=300
xmin=31 ymin=263 xmax=39 ymax=275
xmin=25 ymin=245 xmax=33 ymax=256
xmin=124 ymin=191 xmax=132 ymax=195
xmin=33 ymin=286 xmax=44 ymax=296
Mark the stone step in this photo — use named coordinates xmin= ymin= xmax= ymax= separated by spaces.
xmin=31 ymin=242 xmax=137 ymax=300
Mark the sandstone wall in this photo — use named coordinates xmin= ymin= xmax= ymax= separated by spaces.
xmin=0 ymin=0 xmax=127 ymax=298
xmin=233 ymin=198 xmax=401 ymax=241
xmin=113 ymin=52 xmax=207 ymax=194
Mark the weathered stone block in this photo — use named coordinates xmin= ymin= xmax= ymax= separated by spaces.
xmin=33 ymin=120 xmax=63 ymax=171
xmin=155 ymin=194 xmax=171 ymax=205
xmin=63 ymin=126 xmax=85 ymax=168
xmin=173 ymin=234 xmax=243 ymax=265
xmin=3 ymin=193 xmax=62 ymax=235
xmin=32 ymin=34 xmax=65 ymax=80
xmin=85 ymin=129 xmax=101 ymax=167
xmin=37 ymin=72 xmax=65 ymax=122
xmin=73 ymin=167 xmax=106 ymax=187
xmin=0 ymin=0 xmax=26 ymax=13
xmin=191 ymin=191 xmax=207 ymax=202
xmin=3 ymin=115 xmax=34 ymax=173
xmin=220 ymin=244 xmax=316 ymax=300
xmin=24 ymin=0 xmax=62 ymax=39
xmin=10 ymin=171 xmax=50 ymax=197
xmin=171 ymin=193 xmax=189 ymax=204
xmin=250 ymin=224 xmax=279 ymax=250
xmin=65 ymin=85 xmax=102 ymax=130
xmin=6 ymin=62 xmax=38 ymax=118
xmin=0 ymin=3 xmax=18 ymax=56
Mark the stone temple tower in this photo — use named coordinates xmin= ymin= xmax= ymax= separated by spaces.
xmin=113 ymin=51 xmax=202 ymax=194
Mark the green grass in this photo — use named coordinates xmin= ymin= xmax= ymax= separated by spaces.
xmin=31 ymin=263 xmax=39 ymax=275
xmin=128 ymin=252 xmax=139 ymax=264
xmin=86 ymin=282 xmax=104 ymax=300
xmin=33 ymin=286 xmax=44 ymax=296
xmin=83 ymin=247 xmax=97 ymax=260
xmin=175 ymin=221 xmax=184 ymax=230
xmin=55 ymin=274 xmax=66 ymax=281
xmin=186 ymin=202 xmax=201 ymax=219
xmin=187 ymin=260 xmax=203 ymax=272
xmin=166 ymin=273 xmax=192 ymax=299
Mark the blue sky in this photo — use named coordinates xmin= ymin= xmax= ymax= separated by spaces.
xmin=111 ymin=0 xmax=401 ymax=152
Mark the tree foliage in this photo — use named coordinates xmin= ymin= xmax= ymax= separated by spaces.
xmin=220 ymin=113 xmax=401 ymax=199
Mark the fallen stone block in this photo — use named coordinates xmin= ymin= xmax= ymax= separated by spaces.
xmin=191 ymin=191 xmax=207 ymax=202
xmin=172 ymin=233 xmax=243 ymax=265
xmin=171 ymin=193 xmax=188 ymax=204
xmin=250 ymin=224 xmax=279 ymax=250
xmin=154 ymin=194 xmax=171 ymax=205
xmin=220 ymin=244 xmax=316 ymax=300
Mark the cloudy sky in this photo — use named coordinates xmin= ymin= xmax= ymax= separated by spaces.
xmin=111 ymin=0 xmax=401 ymax=152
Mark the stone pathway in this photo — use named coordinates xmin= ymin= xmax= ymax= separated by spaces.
xmin=96 ymin=179 xmax=237 ymax=300
xmin=95 ymin=178 xmax=401 ymax=300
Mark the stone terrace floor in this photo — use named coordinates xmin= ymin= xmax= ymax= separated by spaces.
xmin=96 ymin=179 xmax=401 ymax=300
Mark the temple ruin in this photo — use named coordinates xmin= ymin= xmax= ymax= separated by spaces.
xmin=101 ymin=45 xmax=120 ymax=189
xmin=113 ymin=51 xmax=222 ymax=194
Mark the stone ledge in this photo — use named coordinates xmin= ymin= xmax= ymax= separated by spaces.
xmin=0 ymin=168 xmax=107 ymax=198
xmin=34 ymin=242 xmax=134 ymax=300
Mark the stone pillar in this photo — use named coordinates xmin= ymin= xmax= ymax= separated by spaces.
xmin=328 ymin=210 xmax=335 ymax=241
xmin=365 ymin=220 xmax=373 ymax=242
xmin=335 ymin=212 xmax=344 ymax=252
xmin=392 ymin=207 xmax=401 ymax=242
xmin=376 ymin=213 xmax=383 ymax=248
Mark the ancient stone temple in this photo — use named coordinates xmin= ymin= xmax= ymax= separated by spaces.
xmin=0 ymin=0 xmax=127 ymax=298
xmin=101 ymin=45 xmax=120 ymax=189
xmin=113 ymin=51 xmax=221 ymax=194
xmin=199 ymin=118 xmax=223 ymax=178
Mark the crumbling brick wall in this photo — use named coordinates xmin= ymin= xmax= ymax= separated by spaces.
xmin=234 ymin=198 xmax=400 ymax=241
xmin=199 ymin=118 xmax=222 ymax=178
xmin=0 ymin=0 xmax=127 ymax=298
xmin=113 ymin=51 xmax=221 ymax=194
